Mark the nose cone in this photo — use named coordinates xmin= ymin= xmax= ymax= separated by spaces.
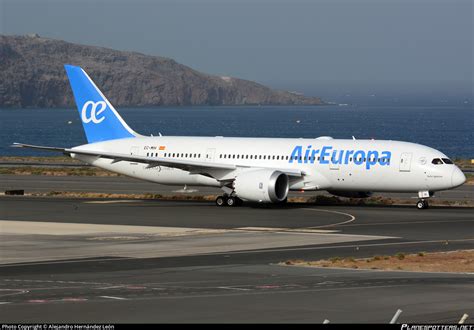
xmin=451 ymin=167 xmax=466 ymax=188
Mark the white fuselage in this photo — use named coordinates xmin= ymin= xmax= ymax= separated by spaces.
xmin=72 ymin=136 xmax=465 ymax=194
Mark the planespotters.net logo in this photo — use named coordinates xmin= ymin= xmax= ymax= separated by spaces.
xmin=401 ymin=325 xmax=473 ymax=330
xmin=81 ymin=100 xmax=107 ymax=124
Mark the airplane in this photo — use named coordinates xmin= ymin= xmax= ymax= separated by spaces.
xmin=12 ymin=65 xmax=466 ymax=209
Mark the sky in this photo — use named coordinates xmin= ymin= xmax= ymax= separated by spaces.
xmin=1 ymin=0 xmax=472 ymax=104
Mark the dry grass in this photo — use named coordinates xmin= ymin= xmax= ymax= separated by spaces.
xmin=454 ymin=158 xmax=474 ymax=169
xmin=0 ymin=156 xmax=80 ymax=164
xmin=465 ymin=173 xmax=474 ymax=185
xmin=4 ymin=189 xmax=472 ymax=207
xmin=27 ymin=191 xmax=218 ymax=201
xmin=283 ymin=250 xmax=474 ymax=273
xmin=0 ymin=166 xmax=120 ymax=176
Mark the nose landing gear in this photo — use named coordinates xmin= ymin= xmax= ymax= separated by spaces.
xmin=416 ymin=191 xmax=432 ymax=209
xmin=416 ymin=199 xmax=429 ymax=209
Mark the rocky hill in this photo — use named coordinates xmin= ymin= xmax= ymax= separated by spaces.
xmin=0 ymin=34 xmax=324 ymax=108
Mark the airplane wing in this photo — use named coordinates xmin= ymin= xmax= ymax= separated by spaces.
xmin=11 ymin=143 xmax=304 ymax=178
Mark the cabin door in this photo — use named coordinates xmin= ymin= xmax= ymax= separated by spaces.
xmin=205 ymin=148 xmax=216 ymax=162
xmin=399 ymin=153 xmax=412 ymax=172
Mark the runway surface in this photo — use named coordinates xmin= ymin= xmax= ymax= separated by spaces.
xmin=0 ymin=196 xmax=473 ymax=323
xmin=2 ymin=174 xmax=474 ymax=201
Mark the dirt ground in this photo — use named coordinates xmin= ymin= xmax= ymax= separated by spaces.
xmin=283 ymin=250 xmax=474 ymax=273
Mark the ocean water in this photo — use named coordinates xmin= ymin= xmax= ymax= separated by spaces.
xmin=0 ymin=105 xmax=472 ymax=158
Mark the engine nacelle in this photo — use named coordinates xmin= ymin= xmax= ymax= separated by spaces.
xmin=327 ymin=190 xmax=373 ymax=198
xmin=233 ymin=170 xmax=289 ymax=203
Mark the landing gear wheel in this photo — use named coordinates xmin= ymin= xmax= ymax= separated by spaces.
xmin=215 ymin=196 xmax=226 ymax=207
xmin=226 ymin=196 xmax=236 ymax=207
xmin=416 ymin=200 xmax=429 ymax=209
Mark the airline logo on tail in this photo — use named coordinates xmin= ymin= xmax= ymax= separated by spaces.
xmin=81 ymin=101 xmax=107 ymax=124
xmin=64 ymin=65 xmax=137 ymax=143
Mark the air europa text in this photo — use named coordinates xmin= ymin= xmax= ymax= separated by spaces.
xmin=289 ymin=145 xmax=392 ymax=169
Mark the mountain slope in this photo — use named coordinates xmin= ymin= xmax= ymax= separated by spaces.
xmin=0 ymin=34 xmax=324 ymax=108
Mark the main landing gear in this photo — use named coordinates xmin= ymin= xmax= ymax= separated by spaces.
xmin=416 ymin=199 xmax=429 ymax=210
xmin=215 ymin=195 xmax=243 ymax=207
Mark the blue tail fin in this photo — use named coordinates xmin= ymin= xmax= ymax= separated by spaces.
xmin=64 ymin=65 xmax=137 ymax=143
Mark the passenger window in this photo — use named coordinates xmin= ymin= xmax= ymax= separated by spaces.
xmin=442 ymin=158 xmax=453 ymax=164
xmin=432 ymin=158 xmax=443 ymax=165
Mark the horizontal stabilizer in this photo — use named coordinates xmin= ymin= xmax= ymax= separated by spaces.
xmin=11 ymin=143 xmax=66 ymax=153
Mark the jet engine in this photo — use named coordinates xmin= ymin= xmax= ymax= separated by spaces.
xmin=327 ymin=190 xmax=373 ymax=198
xmin=233 ymin=170 xmax=289 ymax=203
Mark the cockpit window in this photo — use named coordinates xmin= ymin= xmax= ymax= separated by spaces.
xmin=431 ymin=158 xmax=443 ymax=165
xmin=442 ymin=158 xmax=454 ymax=164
